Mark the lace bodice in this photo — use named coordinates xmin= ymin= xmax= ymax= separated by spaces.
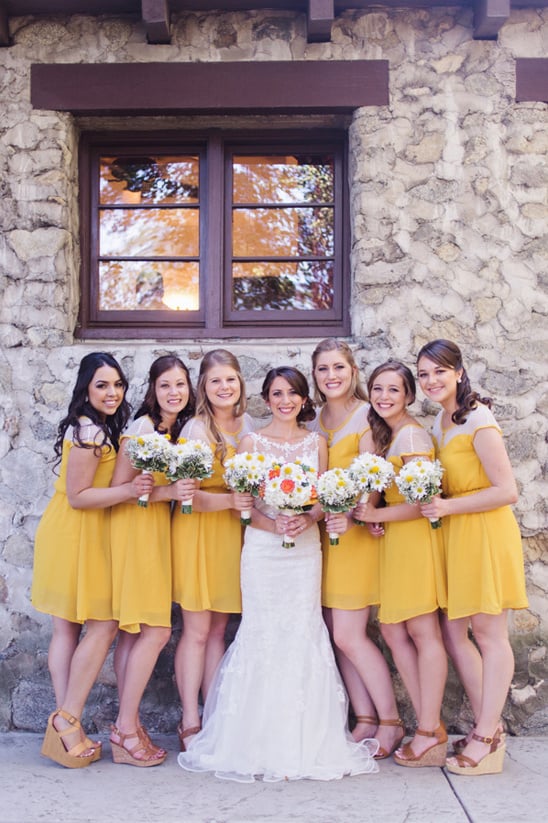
xmin=249 ymin=430 xmax=320 ymax=471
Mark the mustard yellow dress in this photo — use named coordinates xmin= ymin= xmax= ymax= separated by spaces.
xmin=110 ymin=416 xmax=172 ymax=634
xmin=310 ymin=403 xmax=380 ymax=610
xmin=172 ymin=414 xmax=255 ymax=613
xmin=432 ymin=403 xmax=528 ymax=620
xmin=31 ymin=419 xmax=115 ymax=623
xmin=379 ymin=424 xmax=447 ymax=624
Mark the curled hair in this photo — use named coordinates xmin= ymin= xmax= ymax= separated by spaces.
xmin=367 ymin=361 xmax=416 ymax=456
xmin=261 ymin=366 xmax=316 ymax=424
xmin=417 ymin=339 xmax=492 ymax=425
xmin=134 ymin=354 xmax=195 ymax=442
xmin=195 ymin=349 xmax=247 ymax=462
xmin=54 ymin=352 xmax=130 ymax=466
xmin=311 ymin=338 xmax=368 ymax=405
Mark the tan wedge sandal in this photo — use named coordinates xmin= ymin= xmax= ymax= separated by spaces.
xmin=40 ymin=709 xmax=96 ymax=769
xmin=446 ymin=729 xmax=506 ymax=776
xmin=177 ymin=723 xmax=201 ymax=752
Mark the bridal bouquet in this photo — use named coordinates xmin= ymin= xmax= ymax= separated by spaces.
xmin=395 ymin=458 xmax=444 ymax=529
xmin=348 ymin=452 xmax=395 ymax=525
xmin=223 ymin=451 xmax=273 ymax=525
xmin=164 ymin=438 xmax=214 ymax=513
xmin=125 ymin=432 xmax=170 ymax=507
xmin=260 ymin=460 xmax=318 ymax=548
xmin=316 ymin=468 xmax=359 ymax=545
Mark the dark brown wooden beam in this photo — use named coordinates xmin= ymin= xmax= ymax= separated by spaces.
xmin=142 ymin=0 xmax=171 ymax=44
xmin=516 ymin=58 xmax=548 ymax=102
xmin=473 ymin=0 xmax=509 ymax=39
xmin=31 ymin=60 xmax=389 ymax=113
xmin=0 ymin=4 xmax=10 ymax=47
xmin=307 ymin=0 xmax=334 ymax=43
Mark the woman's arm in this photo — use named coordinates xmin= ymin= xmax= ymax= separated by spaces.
xmin=66 ymin=445 xmax=153 ymax=509
xmin=421 ymin=427 xmax=518 ymax=519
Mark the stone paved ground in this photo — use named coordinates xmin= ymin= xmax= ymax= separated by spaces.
xmin=0 ymin=733 xmax=546 ymax=823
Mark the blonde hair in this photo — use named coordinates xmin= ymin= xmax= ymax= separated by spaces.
xmin=195 ymin=349 xmax=247 ymax=462
xmin=311 ymin=338 xmax=368 ymax=405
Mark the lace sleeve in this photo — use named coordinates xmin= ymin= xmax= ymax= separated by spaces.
xmin=122 ymin=415 xmax=154 ymax=440
xmin=69 ymin=417 xmax=107 ymax=448
xmin=181 ymin=417 xmax=209 ymax=441
xmin=392 ymin=424 xmax=433 ymax=459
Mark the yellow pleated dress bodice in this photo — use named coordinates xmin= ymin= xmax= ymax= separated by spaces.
xmin=110 ymin=416 xmax=172 ymax=633
xmin=310 ymin=403 xmax=380 ymax=609
xmin=171 ymin=414 xmax=255 ymax=614
xmin=378 ymin=424 xmax=447 ymax=624
xmin=432 ymin=404 xmax=528 ymax=620
xmin=31 ymin=420 xmax=116 ymax=623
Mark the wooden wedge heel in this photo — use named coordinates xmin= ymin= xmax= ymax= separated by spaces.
xmin=40 ymin=709 xmax=97 ymax=769
xmin=393 ymin=722 xmax=448 ymax=767
xmin=446 ymin=730 xmax=506 ymax=776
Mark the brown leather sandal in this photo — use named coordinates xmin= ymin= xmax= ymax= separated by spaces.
xmin=177 ymin=723 xmax=201 ymax=752
xmin=393 ymin=722 xmax=447 ymax=767
xmin=373 ymin=717 xmax=405 ymax=760
xmin=109 ymin=724 xmax=167 ymax=767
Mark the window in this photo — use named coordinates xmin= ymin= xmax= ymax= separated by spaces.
xmin=78 ymin=130 xmax=349 ymax=339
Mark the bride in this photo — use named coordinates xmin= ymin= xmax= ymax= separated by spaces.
xmin=178 ymin=366 xmax=379 ymax=782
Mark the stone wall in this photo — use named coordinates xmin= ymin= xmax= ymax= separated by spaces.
xmin=0 ymin=7 xmax=546 ymax=735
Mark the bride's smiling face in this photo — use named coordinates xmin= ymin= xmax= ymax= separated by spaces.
xmin=266 ymin=376 xmax=304 ymax=422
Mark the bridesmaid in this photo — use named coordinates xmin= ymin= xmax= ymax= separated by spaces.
xmin=109 ymin=355 xmax=197 ymax=766
xmin=354 ymin=361 xmax=448 ymax=767
xmin=172 ymin=349 xmax=255 ymax=751
xmin=417 ymin=339 xmax=528 ymax=775
xmin=310 ymin=339 xmax=403 ymax=759
xmin=32 ymin=352 xmax=153 ymax=768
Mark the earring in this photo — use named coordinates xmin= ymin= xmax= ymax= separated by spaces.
xmin=457 ymin=379 xmax=462 ymax=384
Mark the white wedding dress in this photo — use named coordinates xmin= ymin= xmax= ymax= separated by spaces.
xmin=178 ymin=432 xmax=379 ymax=782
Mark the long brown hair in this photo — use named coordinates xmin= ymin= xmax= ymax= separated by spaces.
xmin=311 ymin=338 xmax=368 ymax=405
xmin=195 ymin=349 xmax=247 ymax=462
xmin=367 ymin=361 xmax=416 ymax=456
xmin=417 ymin=339 xmax=491 ymax=425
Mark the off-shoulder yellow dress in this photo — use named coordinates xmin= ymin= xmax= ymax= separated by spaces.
xmin=432 ymin=403 xmax=528 ymax=620
xmin=110 ymin=416 xmax=172 ymax=634
xmin=171 ymin=414 xmax=255 ymax=613
xmin=310 ymin=403 xmax=380 ymax=610
xmin=31 ymin=419 xmax=115 ymax=623
xmin=379 ymin=424 xmax=447 ymax=624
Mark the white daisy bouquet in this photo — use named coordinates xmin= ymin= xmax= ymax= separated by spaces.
xmin=164 ymin=438 xmax=214 ymax=513
xmin=260 ymin=460 xmax=318 ymax=548
xmin=316 ymin=468 xmax=359 ymax=545
xmin=223 ymin=452 xmax=274 ymax=525
xmin=348 ymin=452 xmax=395 ymax=525
xmin=395 ymin=458 xmax=444 ymax=529
xmin=124 ymin=432 xmax=170 ymax=507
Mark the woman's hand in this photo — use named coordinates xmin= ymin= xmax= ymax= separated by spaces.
xmin=275 ymin=512 xmax=311 ymax=538
xmin=231 ymin=491 xmax=255 ymax=512
xmin=353 ymin=499 xmax=380 ymax=523
xmin=324 ymin=511 xmax=352 ymax=535
xmin=130 ymin=472 xmax=154 ymax=499
xmin=420 ymin=494 xmax=447 ymax=519
xmin=170 ymin=478 xmax=198 ymax=502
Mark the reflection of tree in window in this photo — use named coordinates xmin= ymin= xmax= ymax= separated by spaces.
xmin=232 ymin=155 xmax=335 ymax=311
xmin=98 ymin=155 xmax=200 ymax=311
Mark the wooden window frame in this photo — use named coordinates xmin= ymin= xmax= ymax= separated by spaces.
xmin=77 ymin=129 xmax=350 ymax=340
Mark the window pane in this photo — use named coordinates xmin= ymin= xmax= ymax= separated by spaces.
xmin=233 ymin=155 xmax=334 ymax=204
xmin=100 ymin=208 xmax=199 ymax=257
xmin=99 ymin=261 xmax=199 ymax=311
xmin=100 ymin=156 xmax=199 ymax=205
xmin=232 ymin=261 xmax=334 ymax=310
xmin=233 ymin=207 xmax=334 ymax=258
